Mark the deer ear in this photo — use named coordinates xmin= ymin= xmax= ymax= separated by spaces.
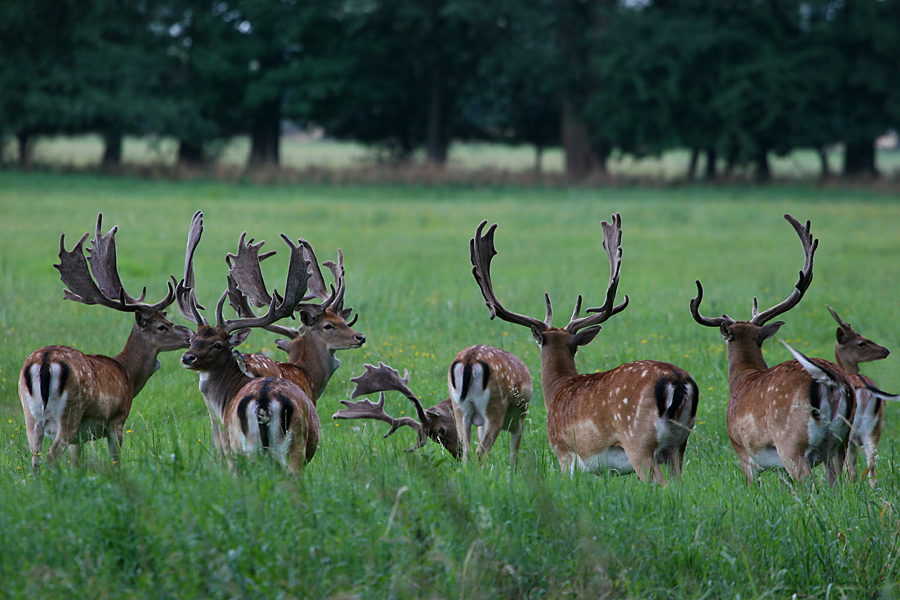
xmin=836 ymin=327 xmax=848 ymax=345
xmin=135 ymin=312 xmax=150 ymax=328
xmin=757 ymin=321 xmax=784 ymax=343
xmin=300 ymin=311 xmax=316 ymax=327
xmin=229 ymin=328 xmax=252 ymax=348
xmin=174 ymin=325 xmax=194 ymax=344
xmin=275 ymin=339 xmax=291 ymax=353
xmin=719 ymin=323 xmax=734 ymax=341
xmin=571 ymin=325 xmax=602 ymax=348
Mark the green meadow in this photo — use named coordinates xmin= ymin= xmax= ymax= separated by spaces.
xmin=1 ymin=171 xmax=900 ymax=599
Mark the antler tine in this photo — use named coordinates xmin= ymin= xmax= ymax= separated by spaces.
xmin=350 ymin=362 xmax=431 ymax=428
xmin=55 ymin=229 xmax=136 ymax=312
xmin=690 ymin=280 xmax=736 ymax=328
xmin=323 ymin=248 xmax=346 ymax=311
xmin=750 ymin=214 xmax=818 ymax=326
xmin=470 ymin=220 xmax=552 ymax=333
xmin=565 ymin=213 xmax=630 ymax=333
xmin=217 ymin=234 xmax=311 ymax=333
xmin=85 ymin=213 xmax=146 ymax=306
xmin=826 ymin=305 xmax=851 ymax=330
xmin=176 ymin=211 xmax=208 ymax=326
xmin=225 ymin=232 xmax=277 ymax=309
xmin=333 ymin=393 xmax=427 ymax=446
xmin=226 ymin=274 xmax=298 ymax=339
xmin=301 ymin=240 xmax=329 ymax=301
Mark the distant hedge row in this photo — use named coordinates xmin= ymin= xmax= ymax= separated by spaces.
xmin=2 ymin=0 xmax=898 ymax=180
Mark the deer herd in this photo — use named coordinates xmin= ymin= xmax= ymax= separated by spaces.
xmin=17 ymin=210 xmax=898 ymax=488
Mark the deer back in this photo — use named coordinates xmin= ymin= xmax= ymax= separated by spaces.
xmin=448 ymin=345 xmax=532 ymax=431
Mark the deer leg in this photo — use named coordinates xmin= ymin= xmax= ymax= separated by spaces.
xmin=475 ymin=424 xmax=501 ymax=463
xmin=452 ymin=405 xmax=472 ymax=462
xmin=107 ymin=421 xmax=125 ymax=467
xmin=25 ymin=420 xmax=45 ymax=472
xmin=825 ymin=445 xmax=847 ymax=487
xmin=780 ymin=449 xmax=813 ymax=484
xmin=508 ymin=417 xmax=525 ymax=468
xmin=844 ymin=439 xmax=859 ymax=481
xmin=68 ymin=444 xmax=82 ymax=467
xmin=44 ymin=432 xmax=71 ymax=467
xmin=733 ymin=446 xmax=756 ymax=486
xmin=863 ymin=439 xmax=878 ymax=489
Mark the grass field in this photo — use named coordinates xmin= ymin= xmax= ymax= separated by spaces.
xmin=2 ymin=172 xmax=900 ymax=598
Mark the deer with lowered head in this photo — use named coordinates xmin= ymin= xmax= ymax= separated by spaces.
xmin=690 ymin=215 xmax=855 ymax=486
xmin=333 ymin=361 xmax=461 ymax=458
xmin=18 ymin=214 xmax=192 ymax=471
xmin=176 ymin=211 xmax=319 ymax=473
xmin=826 ymin=305 xmax=897 ymax=487
xmin=448 ymin=344 xmax=532 ymax=465
xmin=333 ymin=345 xmax=532 ymax=464
xmin=470 ymin=214 xmax=698 ymax=485
xmin=224 ymin=234 xmax=366 ymax=405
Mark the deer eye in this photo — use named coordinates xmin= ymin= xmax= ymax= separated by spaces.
xmin=858 ymin=341 xmax=866 ymax=347
xmin=213 ymin=342 xmax=223 ymax=350
xmin=157 ymin=324 xmax=168 ymax=332
xmin=323 ymin=324 xmax=334 ymax=331
xmin=438 ymin=427 xmax=445 ymax=435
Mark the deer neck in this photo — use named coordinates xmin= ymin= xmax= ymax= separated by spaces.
xmin=538 ymin=335 xmax=580 ymax=410
xmin=724 ymin=338 xmax=770 ymax=390
xmin=114 ymin=327 xmax=163 ymax=398
xmin=198 ymin=358 xmax=253 ymax=420
xmin=286 ymin=335 xmax=337 ymax=401
xmin=833 ymin=344 xmax=859 ymax=375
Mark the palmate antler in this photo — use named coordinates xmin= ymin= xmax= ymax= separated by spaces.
xmin=55 ymin=214 xmax=175 ymax=316
xmin=333 ymin=362 xmax=432 ymax=449
xmin=175 ymin=211 xmax=311 ymax=333
xmin=227 ymin=235 xmax=357 ymax=338
xmin=691 ymin=214 xmax=818 ymax=328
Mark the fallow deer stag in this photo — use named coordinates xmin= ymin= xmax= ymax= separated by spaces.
xmin=333 ymin=362 xmax=460 ymax=458
xmin=176 ymin=211 xmax=319 ymax=473
xmin=470 ymin=215 xmax=698 ymax=484
xmin=448 ymin=345 xmax=532 ymax=465
xmin=826 ymin=305 xmax=897 ymax=487
xmin=225 ymin=235 xmax=366 ymax=404
xmin=690 ymin=215 xmax=854 ymax=486
xmin=18 ymin=214 xmax=192 ymax=471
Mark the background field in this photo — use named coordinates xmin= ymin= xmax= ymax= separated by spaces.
xmin=9 ymin=134 xmax=900 ymax=181
xmin=2 ymin=172 xmax=900 ymax=598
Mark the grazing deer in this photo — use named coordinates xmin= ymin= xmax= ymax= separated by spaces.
xmin=176 ymin=211 xmax=319 ymax=473
xmin=469 ymin=215 xmax=698 ymax=484
xmin=18 ymin=214 xmax=192 ymax=471
xmin=448 ymin=345 xmax=532 ymax=465
xmin=826 ymin=305 xmax=897 ymax=487
xmin=333 ymin=362 xmax=460 ymax=458
xmin=224 ymin=234 xmax=366 ymax=404
xmin=690 ymin=215 xmax=854 ymax=486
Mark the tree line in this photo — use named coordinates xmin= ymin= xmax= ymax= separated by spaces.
xmin=2 ymin=0 xmax=898 ymax=181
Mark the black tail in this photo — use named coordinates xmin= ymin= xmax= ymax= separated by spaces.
xmin=449 ymin=358 xmax=491 ymax=401
xmin=23 ymin=352 xmax=70 ymax=411
xmin=654 ymin=373 xmax=698 ymax=421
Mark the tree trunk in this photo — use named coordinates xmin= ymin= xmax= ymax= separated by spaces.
xmin=534 ymin=145 xmax=544 ymax=173
xmin=102 ymin=132 xmax=123 ymax=167
xmin=425 ymin=57 xmax=448 ymax=167
xmin=843 ymin=139 xmax=878 ymax=177
xmin=704 ymin=148 xmax=717 ymax=180
xmin=754 ymin=146 xmax=771 ymax=183
xmin=561 ymin=99 xmax=603 ymax=180
xmin=17 ymin=132 xmax=32 ymax=167
xmin=686 ymin=148 xmax=699 ymax=180
xmin=178 ymin=140 xmax=205 ymax=165
xmin=249 ymin=99 xmax=281 ymax=168
xmin=818 ymin=146 xmax=831 ymax=178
